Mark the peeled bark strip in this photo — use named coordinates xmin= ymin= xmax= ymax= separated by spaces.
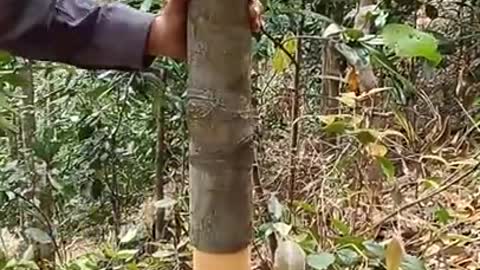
xmin=187 ymin=0 xmax=254 ymax=256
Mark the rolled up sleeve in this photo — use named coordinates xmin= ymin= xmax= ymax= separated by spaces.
xmin=0 ymin=0 xmax=156 ymax=70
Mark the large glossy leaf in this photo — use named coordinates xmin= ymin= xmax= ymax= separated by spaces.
xmin=382 ymin=23 xmax=442 ymax=66
xmin=307 ymin=252 xmax=336 ymax=270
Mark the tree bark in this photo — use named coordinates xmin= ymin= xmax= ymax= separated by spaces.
xmin=187 ymin=0 xmax=254 ymax=269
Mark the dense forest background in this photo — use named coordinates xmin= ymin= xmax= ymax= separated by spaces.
xmin=1 ymin=0 xmax=480 ymax=269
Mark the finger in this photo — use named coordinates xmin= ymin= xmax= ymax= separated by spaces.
xmin=164 ymin=0 xmax=190 ymax=13
xmin=248 ymin=0 xmax=263 ymax=32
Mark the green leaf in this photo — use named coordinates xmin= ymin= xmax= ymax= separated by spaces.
xmin=293 ymin=200 xmax=316 ymax=214
xmin=307 ymin=252 xmax=336 ymax=270
xmin=140 ymin=0 xmax=153 ymax=11
xmin=0 ymin=115 xmax=17 ymax=133
xmin=366 ymin=143 xmax=388 ymax=157
xmin=335 ymin=235 xmax=365 ymax=248
xmin=86 ymin=85 xmax=111 ymax=99
xmin=0 ymin=51 xmax=12 ymax=65
xmin=401 ymin=255 xmax=426 ymax=270
xmin=337 ymin=92 xmax=356 ymax=108
xmin=363 ymin=240 xmax=385 ymax=259
xmin=376 ymin=156 xmax=395 ymax=180
xmin=115 ymin=249 xmax=138 ymax=260
xmin=351 ymin=129 xmax=377 ymax=144
xmin=120 ymin=227 xmax=139 ymax=244
xmin=152 ymin=249 xmax=175 ymax=259
xmin=0 ymin=73 xmax=28 ymax=88
xmin=126 ymin=262 xmax=139 ymax=270
xmin=0 ymin=255 xmax=7 ymax=269
xmin=4 ymin=258 xmax=39 ymax=270
xmin=434 ymin=207 xmax=453 ymax=225
xmin=268 ymin=194 xmax=283 ymax=221
xmin=24 ymin=228 xmax=52 ymax=244
xmin=374 ymin=10 xmax=389 ymax=29
xmin=336 ymin=248 xmax=360 ymax=266
xmin=323 ymin=120 xmax=348 ymax=135
xmin=322 ymin=23 xmax=342 ymax=38
xmin=343 ymin=28 xmax=364 ymax=41
xmin=421 ymin=177 xmax=441 ymax=189
xmin=0 ymin=91 xmax=13 ymax=112
xmin=382 ymin=23 xmax=442 ymax=66
xmin=272 ymin=32 xmax=297 ymax=73
xmin=332 ymin=218 xmax=350 ymax=235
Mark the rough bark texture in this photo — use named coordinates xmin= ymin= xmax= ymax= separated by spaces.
xmin=187 ymin=0 xmax=254 ymax=254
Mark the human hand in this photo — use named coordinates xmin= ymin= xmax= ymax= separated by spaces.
xmin=147 ymin=0 xmax=263 ymax=60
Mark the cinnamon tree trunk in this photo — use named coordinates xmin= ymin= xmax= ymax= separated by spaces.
xmin=187 ymin=0 xmax=254 ymax=269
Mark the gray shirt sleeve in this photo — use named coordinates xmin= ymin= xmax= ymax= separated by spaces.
xmin=0 ymin=0 xmax=156 ymax=70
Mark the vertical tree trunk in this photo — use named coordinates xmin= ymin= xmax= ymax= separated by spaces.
xmin=20 ymin=63 xmax=55 ymax=269
xmin=187 ymin=0 xmax=254 ymax=269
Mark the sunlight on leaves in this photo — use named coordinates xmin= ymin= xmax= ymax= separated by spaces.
xmin=382 ymin=23 xmax=442 ymax=66
xmin=120 ymin=227 xmax=139 ymax=244
xmin=272 ymin=32 xmax=297 ymax=73
xmin=367 ymin=143 xmax=388 ymax=157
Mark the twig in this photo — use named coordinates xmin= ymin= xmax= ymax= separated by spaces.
xmin=260 ymin=26 xmax=299 ymax=68
xmin=367 ymin=160 xmax=480 ymax=232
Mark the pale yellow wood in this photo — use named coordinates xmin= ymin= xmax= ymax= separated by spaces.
xmin=193 ymin=247 xmax=251 ymax=270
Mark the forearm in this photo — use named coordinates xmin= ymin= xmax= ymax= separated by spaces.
xmin=0 ymin=0 xmax=156 ymax=70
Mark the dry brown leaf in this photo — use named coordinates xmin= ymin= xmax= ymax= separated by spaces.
xmin=346 ymin=66 xmax=360 ymax=96
xmin=386 ymin=235 xmax=405 ymax=270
